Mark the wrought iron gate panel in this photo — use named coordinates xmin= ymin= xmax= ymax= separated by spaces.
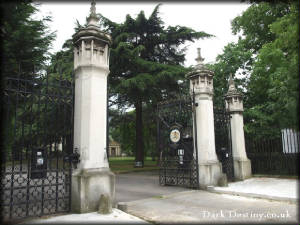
xmin=157 ymin=95 xmax=199 ymax=189
xmin=1 ymin=73 xmax=74 ymax=221
xmin=214 ymin=108 xmax=234 ymax=181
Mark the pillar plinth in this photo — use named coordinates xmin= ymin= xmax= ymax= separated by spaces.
xmin=225 ymin=74 xmax=252 ymax=180
xmin=71 ymin=1 xmax=115 ymax=213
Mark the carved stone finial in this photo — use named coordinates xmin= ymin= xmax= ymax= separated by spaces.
xmin=90 ymin=0 xmax=96 ymax=16
xmin=185 ymin=47 xmax=214 ymax=81
xmin=226 ymin=73 xmax=242 ymax=97
xmin=228 ymin=73 xmax=236 ymax=91
xmin=87 ymin=0 xmax=99 ymax=26
xmin=195 ymin=48 xmax=204 ymax=65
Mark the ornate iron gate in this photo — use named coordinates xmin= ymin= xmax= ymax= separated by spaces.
xmin=214 ymin=108 xmax=234 ymax=181
xmin=157 ymin=94 xmax=199 ymax=188
xmin=1 ymin=72 xmax=74 ymax=222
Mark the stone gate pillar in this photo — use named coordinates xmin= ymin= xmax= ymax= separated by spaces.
xmin=71 ymin=1 xmax=115 ymax=213
xmin=224 ymin=74 xmax=252 ymax=180
xmin=186 ymin=48 xmax=223 ymax=189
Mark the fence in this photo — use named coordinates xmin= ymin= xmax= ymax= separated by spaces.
xmin=245 ymin=129 xmax=299 ymax=176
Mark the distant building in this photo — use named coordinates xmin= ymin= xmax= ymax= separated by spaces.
xmin=108 ymin=140 xmax=121 ymax=157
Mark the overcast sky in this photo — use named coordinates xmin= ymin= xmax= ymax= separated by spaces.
xmin=35 ymin=1 xmax=249 ymax=67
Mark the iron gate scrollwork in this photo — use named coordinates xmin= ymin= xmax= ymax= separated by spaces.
xmin=214 ymin=108 xmax=234 ymax=181
xmin=1 ymin=72 xmax=74 ymax=222
xmin=157 ymin=94 xmax=199 ymax=188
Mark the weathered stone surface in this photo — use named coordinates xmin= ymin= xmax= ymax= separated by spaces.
xmin=218 ymin=173 xmax=228 ymax=187
xmin=98 ymin=194 xmax=112 ymax=214
xmin=225 ymin=74 xmax=252 ymax=180
xmin=187 ymin=48 xmax=223 ymax=189
xmin=233 ymin=159 xmax=252 ymax=181
xmin=73 ymin=0 xmax=111 ymax=171
xmin=198 ymin=161 xmax=223 ymax=189
xmin=71 ymin=168 xmax=115 ymax=213
xmin=71 ymin=2 xmax=115 ymax=214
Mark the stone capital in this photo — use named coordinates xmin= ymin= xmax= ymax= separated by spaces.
xmin=186 ymin=49 xmax=214 ymax=97
xmin=224 ymin=74 xmax=244 ymax=113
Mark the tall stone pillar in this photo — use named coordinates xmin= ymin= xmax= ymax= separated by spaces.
xmin=186 ymin=48 xmax=223 ymax=189
xmin=71 ymin=1 xmax=115 ymax=213
xmin=224 ymin=74 xmax=252 ymax=180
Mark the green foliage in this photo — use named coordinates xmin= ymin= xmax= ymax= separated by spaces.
xmin=211 ymin=1 xmax=298 ymax=138
xmin=210 ymin=41 xmax=252 ymax=108
xmin=109 ymin=157 xmax=158 ymax=173
xmin=110 ymin=109 xmax=136 ymax=156
xmin=1 ymin=0 xmax=55 ymax=78
xmin=100 ymin=4 xmax=212 ymax=165
xmin=47 ymin=39 xmax=74 ymax=79
xmin=232 ymin=2 xmax=290 ymax=53
xmin=2 ymin=1 xmax=56 ymax=158
xmin=100 ymin=5 xmax=211 ymax=103
xmin=109 ymin=105 xmax=157 ymax=159
xmin=249 ymin=1 xmax=299 ymax=131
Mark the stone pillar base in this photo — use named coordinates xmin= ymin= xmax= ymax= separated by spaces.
xmin=198 ymin=161 xmax=223 ymax=189
xmin=233 ymin=159 xmax=252 ymax=181
xmin=71 ymin=168 xmax=115 ymax=213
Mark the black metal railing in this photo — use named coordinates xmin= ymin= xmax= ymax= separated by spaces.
xmin=157 ymin=92 xmax=199 ymax=189
xmin=1 ymin=73 xmax=74 ymax=222
xmin=214 ymin=108 xmax=234 ymax=181
xmin=245 ymin=129 xmax=299 ymax=176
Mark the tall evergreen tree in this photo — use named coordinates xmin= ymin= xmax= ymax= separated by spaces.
xmin=99 ymin=4 xmax=212 ymax=166
xmin=1 ymin=1 xmax=56 ymax=157
xmin=1 ymin=0 xmax=55 ymax=79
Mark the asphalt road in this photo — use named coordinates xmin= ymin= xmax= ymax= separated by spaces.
xmin=115 ymin=170 xmax=190 ymax=204
xmin=115 ymin=171 xmax=298 ymax=223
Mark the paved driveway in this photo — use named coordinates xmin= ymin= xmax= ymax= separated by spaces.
xmin=115 ymin=171 xmax=190 ymax=204
xmin=115 ymin=172 xmax=298 ymax=224
xmin=122 ymin=190 xmax=298 ymax=224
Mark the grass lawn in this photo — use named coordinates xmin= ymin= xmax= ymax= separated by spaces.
xmin=109 ymin=156 xmax=159 ymax=174
xmin=4 ymin=157 xmax=159 ymax=174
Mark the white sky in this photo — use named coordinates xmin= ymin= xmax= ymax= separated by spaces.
xmin=35 ymin=2 xmax=249 ymax=67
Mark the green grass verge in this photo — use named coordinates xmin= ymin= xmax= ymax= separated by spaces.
xmin=4 ymin=156 xmax=160 ymax=174
xmin=109 ymin=156 xmax=159 ymax=174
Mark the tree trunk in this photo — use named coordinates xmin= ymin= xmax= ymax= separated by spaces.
xmin=134 ymin=100 xmax=144 ymax=167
